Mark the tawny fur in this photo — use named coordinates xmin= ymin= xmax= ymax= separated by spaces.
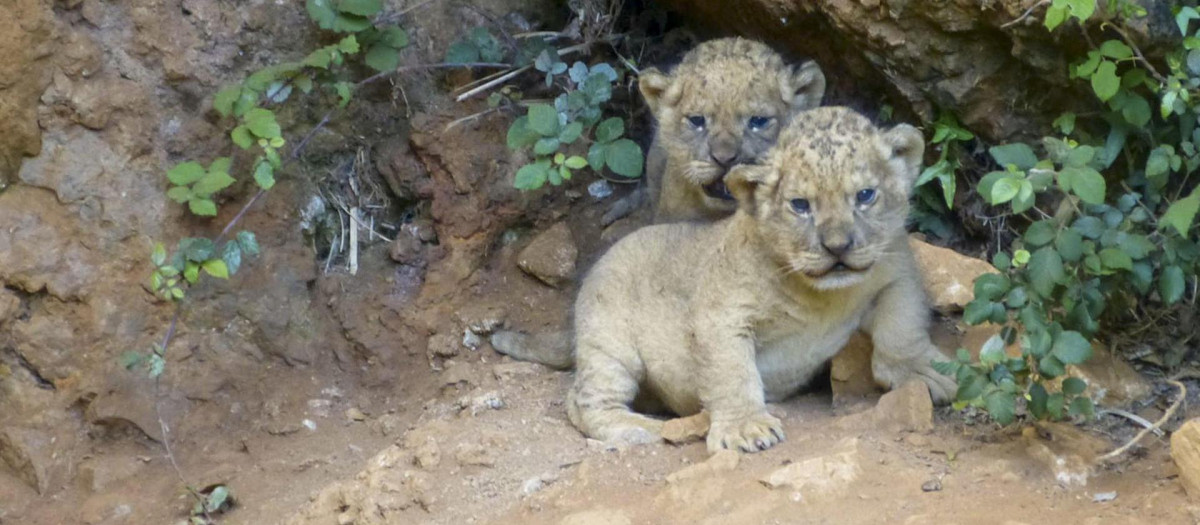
xmin=567 ymin=107 xmax=957 ymax=454
xmin=639 ymin=37 xmax=826 ymax=223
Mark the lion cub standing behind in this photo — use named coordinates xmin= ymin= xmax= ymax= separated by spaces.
xmin=638 ymin=37 xmax=826 ymax=223
xmin=568 ymin=107 xmax=956 ymax=453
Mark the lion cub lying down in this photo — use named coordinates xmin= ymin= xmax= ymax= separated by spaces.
xmin=567 ymin=107 xmax=956 ymax=453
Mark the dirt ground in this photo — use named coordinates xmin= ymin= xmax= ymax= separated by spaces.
xmin=1 ymin=0 xmax=1198 ymax=524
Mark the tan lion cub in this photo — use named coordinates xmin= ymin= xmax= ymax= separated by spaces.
xmin=568 ymin=107 xmax=956 ymax=453
xmin=639 ymin=37 xmax=826 ymax=223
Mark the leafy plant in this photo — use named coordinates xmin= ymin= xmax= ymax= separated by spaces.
xmin=450 ymin=26 xmax=645 ymax=190
xmin=939 ymin=4 xmax=1200 ymax=426
xmin=188 ymin=485 xmax=233 ymax=525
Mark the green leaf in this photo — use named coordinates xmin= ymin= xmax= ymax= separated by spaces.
xmin=1055 ymin=229 xmax=1084 ymax=262
xmin=379 ymin=26 xmax=409 ymax=48
xmin=253 ymin=160 xmax=276 ymax=190
xmin=213 ymin=86 xmax=241 ymax=118
xmin=1053 ymin=112 xmax=1075 ymax=135
xmin=605 ymin=139 xmax=644 ymax=178
xmin=364 ymin=44 xmax=400 ymax=72
xmin=533 ymin=137 xmax=560 ymax=156
xmin=963 ymin=299 xmax=994 ymax=325
xmin=192 ymin=171 xmax=237 ymax=197
xmin=587 ymin=143 xmax=607 ymax=171
xmin=244 ymin=108 xmax=281 ymax=139
xmin=184 ymin=261 xmax=201 ymax=283
xmin=1013 ymin=249 xmax=1031 ymax=266
xmin=1063 ymin=166 xmax=1105 ymax=204
xmin=1162 ymin=189 xmax=1200 ymax=236
xmin=1068 ymin=396 xmax=1095 ymax=418
xmin=1029 ymin=382 xmax=1049 ymax=419
xmin=595 ymin=117 xmax=625 ymax=143
xmin=527 ymin=104 xmax=560 ymax=136
xmin=1047 ymin=392 xmax=1065 ymax=419
xmin=514 ymin=161 xmax=549 ymax=190
xmin=167 ymin=186 xmax=193 ymax=204
xmin=1122 ymin=234 xmax=1155 ymax=259
xmin=303 ymin=46 xmax=335 ymax=69
xmin=984 ymin=390 xmax=1016 ymax=426
xmin=336 ymin=36 xmax=360 ymax=56
xmin=189 ymin=198 xmax=217 ymax=216
xmin=201 ymin=259 xmax=229 ymax=279
xmin=1146 ymin=145 xmax=1172 ymax=181
xmin=1178 ymin=6 xmax=1200 ymax=35
xmin=445 ymin=41 xmax=480 ymax=64
xmin=1044 ymin=4 xmax=1067 ymax=30
xmin=932 ymin=359 xmax=960 ymax=377
xmin=1005 ymin=286 xmax=1028 ymax=308
xmin=1039 ymin=354 xmax=1067 ymax=378
xmin=989 ymin=175 xmax=1021 ymax=204
xmin=548 ymin=165 xmax=563 ymax=186
xmin=306 ymin=0 xmax=337 ymax=27
xmin=237 ymin=231 xmax=260 ymax=257
xmin=507 ymin=118 xmax=540 ymax=151
xmin=1160 ymin=265 xmax=1186 ymax=304
xmin=993 ymin=251 xmax=1011 ymax=271
xmin=1028 ymin=247 xmax=1065 ymax=297
xmin=221 ymin=242 xmax=242 ymax=275
xmin=231 ymin=126 xmax=254 ymax=149
xmin=167 ymin=162 xmax=206 ymax=185
xmin=1051 ymin=330 xmax=1093 ymax=365
xmin=1120 ymin=95 xmax=1151 ymax=127
xmin=335 ymin=81 xmax=353 ymax=108
xmin=120 ymin=351 xmax=145 ymax=370
xmin=974 ymin=273 xmax=1011 ymax=301
xmin=148 ymin=353 xmax=165 ymax=379
xmin=1090 ymin=60 xmax=1120 ymax=102
xmin=564 ymin=155 xmax=588 ymax=170
xmin=559 ymin=121 xmax=583 ymax=144
xmin=989 ymin=143 xmax=1037 ymax=171
xmin=1024 ymin=220 xmax=1057 ymax=247
xmin=152 ymin=243 xmax=168 ymax=267
xmin=205 ymin=485 xmax=231 ymax=513
xmin=1062 ymin=377 xmax=1087 ymax=395
xmin=979 ymin=334 xmax=1006 ymax=366
xmin=1072 ymin=216 xmax=1104 ymax=239
xmin=1099 ymin=248 xmax=1132 ymax=271
xmin=1099 ymin=40 xmax=1133 ymax=60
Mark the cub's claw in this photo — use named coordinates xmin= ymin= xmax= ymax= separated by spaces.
xmin=707 ymin=412 xmax=785 ymax=454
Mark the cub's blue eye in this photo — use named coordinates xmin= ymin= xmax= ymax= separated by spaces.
xmin=856 ymin=188 xmax=878 ymax=205
xmin=687 ymin=115 xmax=706 ymax=128
xmin=748 ymin=116 xmax=771 ymax=131
xmin=790 ymin=198 xmax=811 ymax=214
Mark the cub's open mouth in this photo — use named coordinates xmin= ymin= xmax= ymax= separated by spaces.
xmin=703 ymin=177 xmax=734 ymax=201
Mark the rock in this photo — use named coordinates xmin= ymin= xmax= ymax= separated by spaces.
xmin=760 ymin=438 xmax=861 ymax=498
xmin=389 ymin=231 xmax=425 ymax=265
xmin=560 ymin=509 xmax=632 ymax=525
xmin=588 ymin=180 xmax=613 ymax=199
xmin=0 ymin=427 xmax=68 ymax=495
xmin=0 ymin=288 xmax=18 ymax=323
xmin=77 ymin=456 xmax=142 ymax=493
xmin=455 ymin=443 xmax=494 ymax=467
xmin=909 ymin=238 xmax=997 ymax=313
xmin=489 ymin=329 xmax=574 ymax=369
xmin=427 ymin=333 xmax=460 ymax=358
xmin=462 ymin=328 xmax=484 ymax=350
xmin=872 ymin=380 xmax=934 ymax=433
xmin=493 ymin=362 xmax=545 ymax=381
xmin=407 ymin=436 xmax=440 ymax=469
xmin=830 ymin=332 xmax=882 ymax=407
xmin=345 ymin=408 xmax=367 ymax=422
xmin=517 ymin=222 xmax=578 ymax=288
xmin=0 ymin=0 xmax=54 ymax=184
xmin=921 ymin=478 xmax=942 ymax=492
xmin=1022 ymin=423 xmax=1109 ymax=488
xmin=1068 ymin=343 xmax=1152 ymax=407
xmin=1172 ymin=419 xmax=1200 ymax=500
xmin=661 ymin=412 xmax=710 ymax=444
xmin=666 ymin=449 xmax=738 ymax=484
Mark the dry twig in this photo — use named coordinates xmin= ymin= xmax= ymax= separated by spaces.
xmin=1097 ymin=379 xmax=1186 ymax=463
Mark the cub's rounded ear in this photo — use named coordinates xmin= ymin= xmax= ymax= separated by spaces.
xmin=878 ymin=124 xmax=925 ymax=185
xmin=639 ymin=68 xmax=679 ymax=114
xmin=725 ymin=164 xmax=774 ymax=209
xmin=785 ymin=61 xmax=826 ymax=111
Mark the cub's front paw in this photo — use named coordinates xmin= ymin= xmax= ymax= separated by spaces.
xmin=876 ymin=360 xmax=957 ymax=404
xmin=706 ymin=412 xmax=785 ymax=454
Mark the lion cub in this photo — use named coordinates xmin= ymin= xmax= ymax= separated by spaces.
xmin=639 ymin=37 xmax=826 ymax=222
xmin=568 ymin=107 xmax=956 ymax=453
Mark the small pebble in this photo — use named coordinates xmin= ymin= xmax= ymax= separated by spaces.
xmin=921 ymin=479 xmax=942 ymax=492
xmin=1092 ymin=491 xmax=1117 ymax=503
xmin=588 ymin=180 xmax=614 ymax=199
xmin=302 ymin=419 xmax=317 ymax=431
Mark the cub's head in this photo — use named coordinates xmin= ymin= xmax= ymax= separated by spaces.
xmin=727 ymin=107 xmax=924 ymax=291
xmin=639 ymin=37 xmax=825 ymax=206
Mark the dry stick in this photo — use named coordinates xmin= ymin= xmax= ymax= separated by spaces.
xmin=1097 ymin=379 xmax=1187 ymax=463
xmin=1000 ymin=0 xmax=1051 ymax=29
xmin=1098 ymin=408 xmax=1165 ymax=437
xmin=148 ymin=59 xmax=489 ymax=514
xmin=454 ymin=40 xmax=612 ymax=102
